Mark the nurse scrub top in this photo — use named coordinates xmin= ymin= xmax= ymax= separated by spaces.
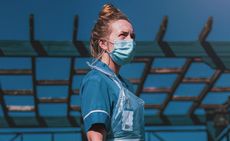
xmin=80 ymin=60 xmax=134 ymax=132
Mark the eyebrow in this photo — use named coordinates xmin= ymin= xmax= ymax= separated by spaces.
xmin=119 ymin=31 xmax=135 ymax=39
xmin=119 ymin=31 xmax=129 ymax=36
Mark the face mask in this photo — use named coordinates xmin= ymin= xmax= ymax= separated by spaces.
xmin=108 ymin=39 xmax=136 ymax=66
xmin=109 ymin=40 xmax=136 ymax=66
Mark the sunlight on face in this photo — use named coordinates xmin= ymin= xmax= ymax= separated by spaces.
xmin=107 ymin=19 xmax=135 ymax=51
xmin=109 ymin=19 xmax=135 ymax=42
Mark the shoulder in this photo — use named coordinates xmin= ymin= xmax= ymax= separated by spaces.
xmin=80 ymin=69 xmax=116 ymax=93
xmin=81 ymin=69 xmax=109 ymax=85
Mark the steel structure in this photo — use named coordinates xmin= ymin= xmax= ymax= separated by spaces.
xmin=0 ymin=15 xmax=230 ymax=141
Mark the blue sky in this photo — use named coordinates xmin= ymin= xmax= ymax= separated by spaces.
xmin=0 ymin=0 xmax=230 ymax=41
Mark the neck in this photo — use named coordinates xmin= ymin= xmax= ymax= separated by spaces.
xmin=100 ymin=53 xmax=120 ymax=75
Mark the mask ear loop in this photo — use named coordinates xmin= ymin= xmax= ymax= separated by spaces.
xmin=88 ymin=49 xmax=106 ymax=66
xmin=88 ymin=40 xmax=113 ymax=66
xmin=97 ymin=40 xmax=113 ymax=66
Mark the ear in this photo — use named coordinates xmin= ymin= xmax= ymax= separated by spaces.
xmin=99 ymin=40 xmax=108 ymax=51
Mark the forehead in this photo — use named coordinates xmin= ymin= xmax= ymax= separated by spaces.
xmin=110 ymin=19 xmax=133 ymax=34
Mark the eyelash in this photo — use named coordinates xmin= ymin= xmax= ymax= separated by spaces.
xmin=119 ymin=34 xmax=135 ymax=38
xmin=119 ymin=34 xmax=126 ymax=39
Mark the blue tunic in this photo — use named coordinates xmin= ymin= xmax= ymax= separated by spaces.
xmin=80 ymin=60 xmax=134 ymax=132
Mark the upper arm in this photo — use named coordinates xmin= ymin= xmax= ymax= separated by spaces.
xmin=87 ymin=124 xmax=106 ymax=141
xmin=80 ymin=75 xmax=111 ymax=132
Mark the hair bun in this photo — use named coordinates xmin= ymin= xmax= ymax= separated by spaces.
xmin=99 ymin=4 xmax=122 ymax=20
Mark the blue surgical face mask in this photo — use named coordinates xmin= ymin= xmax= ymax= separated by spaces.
xmin=108 ymin=39 xmax=136 ymax=66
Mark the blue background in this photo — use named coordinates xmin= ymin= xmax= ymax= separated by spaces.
xmin=1 ymin=0 xmax=230 ymax=141
xmin=0 ymin=0 xmax=230 ymax=41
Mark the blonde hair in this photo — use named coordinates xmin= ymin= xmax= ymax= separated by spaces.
xmin=90 ymin=4 xmax=129 ymax=58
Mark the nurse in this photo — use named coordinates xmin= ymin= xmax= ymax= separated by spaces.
xmin=80 ymin=3 xmax=145 ymax=141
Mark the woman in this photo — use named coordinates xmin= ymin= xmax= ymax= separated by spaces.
xmin=80 ymin=3 xmax=145 ymax=141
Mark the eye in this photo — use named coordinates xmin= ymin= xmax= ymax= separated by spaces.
xmin=131 ymin=33 xmax=135 ymax=40
xmin=118 ymin=33 xmax=127 ymax=39
xmin=118 ymin=32 xmax=135 ymax=40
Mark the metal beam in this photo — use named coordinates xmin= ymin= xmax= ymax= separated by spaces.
xmin=182 ymin=77 xmax=211 ymax=83
xmin=7 ymin=106 xmax=35 ymax=112
xmin=160 ymin=59 xmax=192 ymax=115
xmin=29 ymin=14 xmax=35 ymax=41
xmin=31 ymin=57 xmax=46 ymax=127
xmin=136 ymin=57 xmax=153 ymax=96
xmin=189 ymin=70 xmax=222 ymax=115
xmin=72 ymin=89 xmax=80 ymax=95
xmin=75 ymin=69 xmax=89 ymax=75
xmin=192 ymin=58 xmax=204 ymax=62
xmin=150 ymin=68 xmax=182 ymax=74
xmin=72 ymin=15 xmax=78 ymax=43
xmin=172 ymin=96 xmax=197 ymax=101
xmin=199 ymin=17 xmax=213 ymax=42
xmin=129 ymin=78 xmax=141 ymax=84
xmin=202 ymin=41 xmax=226 ymax=70
xmin=0 ymin=69 xmax=32 ymax=75
xmin=155 ymin=16 xmax=175 ymax=57
xmin=227 ymin=97 xmax=230 ymax=111
xmin=144 ymin=104 xmax=161 ymax=109
xmin=155 ymin=16 xmax=168 ymax=42
xmin=72 ymin=15 xmax=90 ymax=57
xmin=206 ymin=121 xmax=217 ymax=141
xmin=70 ymin=105 xmax=81 ymax=111
xmin=36 ymin=80 xmax=69 ymax=85
xmin=38 ymin=98 xmax=68 ymax=103
xmin=133 ymin=57 xmax=151 ymax=63
xmin=211 ymin=87 xmax=230 ymax=92
xmin=199 ymin=16 xmax=226 ymax=70
xmin=0 ymin=48 xmax=4 ymax=56
xmin=67 ymin=57 xmax=78 ymax=127
xmin=142 ymin=88 xmax=171 ymax=93
xmin=2 ymin=90 xmax=33 ymax=96
xmin=0 ymin=84 xmax=15 ymax=127
xmin=29 ymin=14 xmax=47 ymax=56
xmin=129 ymin=57 xmax=154 ymax=92
xmin=200 ymin=104 xmax=227 ymax=110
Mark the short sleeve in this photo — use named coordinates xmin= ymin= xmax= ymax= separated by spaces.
xmin=80 ymin=75 xmax=111 ymax=132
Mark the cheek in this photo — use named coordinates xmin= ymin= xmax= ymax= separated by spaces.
xmin=109 ymin=32 xmax=119 ymax=42
xmin=108 ymin=44 xmax=114 ymax=52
